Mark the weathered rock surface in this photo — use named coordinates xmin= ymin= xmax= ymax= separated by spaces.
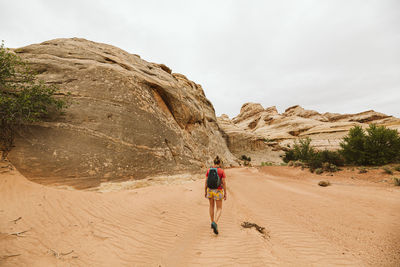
xmin=218 ymin=103 xmax=400 ymax=164
xmin=9 ymin=38 xmax=236 ymax=188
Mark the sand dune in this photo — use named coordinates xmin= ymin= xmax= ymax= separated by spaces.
xmin=1 ymin=167 xmax=399 ymax=266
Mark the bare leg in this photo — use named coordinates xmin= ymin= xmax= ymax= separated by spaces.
xmin=215 ymin=200 xmax=223 ymax=223
xmin=209 ymin=198 xmax=215 ymax=222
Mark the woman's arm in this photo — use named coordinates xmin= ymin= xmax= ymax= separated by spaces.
xmin=204 ymin=177 xmax=208 ymax=198
xmin=222 ymin=178 xmax=227 ymax=200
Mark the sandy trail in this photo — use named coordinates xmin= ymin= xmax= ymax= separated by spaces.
xmin=1 ymin=167 xmax=399 ymax=266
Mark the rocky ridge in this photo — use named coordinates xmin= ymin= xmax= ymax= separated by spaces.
xmin=218 ymin=103 xmax=400 ymax=165
xmin=9 ymin=38 xmax=236 ymax=188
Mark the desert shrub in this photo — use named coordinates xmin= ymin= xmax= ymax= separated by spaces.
xmin=315 ymin=168 xmax=323 ymax=174
xmin=394 ymin=166 xmax=400 ymax=172
xmin=293 ymin=137 xmax=315 ymax=161
xmin=280 ymin=162 xmax=287 ymax=166
xmin=241 ymin=155 xmax=251 ymax=161
xmin=331 ymin=164 xmax=338 ymax=172
xmin=307 ymin=152 xmax=323 ymax=170
xmin=322 ymin=162 xmax=338 ymax=172
xmin=358 ymin=167 xmax=368 ymax=174
xmin=294 ymin=161 xmax=304 ymax=167
xmin=306 ymin=150 xmax=343 ymax=170
xmin=0 ymin=42 xmax=68 ymax=159
xmin=318 ymin=150 xmax=345 ymax=166
xmin=318 ymin=180 xmax=330 ymax=187
xmin=322 ymin=162 xmax=330 ymax=171
xmin=283 ymin=149 xmax=296 ymax=163
xmin=283 ymin=137 xmax=315 ymax=163
xmin=285 ymin=141 xmax=344 ymax=171
xmin=393 ymin=177 xmax=400 ymax=186
xmin=364 ymin=125 xmax=400 ymax=165
xmin=261 ymin=162 xmax=273 ymax=166
xmin=382 ymin=167 xmax=393 ymax=175
xmin=339 ymin=126 xmax=367 ymax=165
xmin=340 ymin=124 xmax=400 ymax=165
xmin=287 ymin=161 xmax=294 ymax=167
xmin=325 ymin=164 xmax=332 ymax=172
xmin=241 ymin=155 xmax=251 ymax=166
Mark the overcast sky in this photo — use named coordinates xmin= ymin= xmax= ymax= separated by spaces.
xmin=1 ymin=0 xmax=399 ymax=118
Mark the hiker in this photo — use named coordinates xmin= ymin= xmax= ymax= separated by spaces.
xmin=205 ymin=156 xmax=227 ymax=235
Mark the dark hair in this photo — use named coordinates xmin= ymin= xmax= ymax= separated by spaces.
xmin=214 ymin=156 xmax=221 ymax=165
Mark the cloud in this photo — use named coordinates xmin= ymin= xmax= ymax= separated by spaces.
xmin=1 ymin=0 xmax=399 ymax=118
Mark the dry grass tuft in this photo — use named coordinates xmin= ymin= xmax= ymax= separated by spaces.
xmin=382 ymin=167 xmax=393 ymax=175
xmin=358 ymin=167 xmax=368 ymax=174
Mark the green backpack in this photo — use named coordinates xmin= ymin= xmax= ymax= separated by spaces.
xmin=207 ymin=168 xmax=221 ymax=189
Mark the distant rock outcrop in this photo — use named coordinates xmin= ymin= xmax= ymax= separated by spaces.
xmin=217 ymin=103 xmax=400 ymax=165
xmin=9 ymin=38 xmax=236 ymax=188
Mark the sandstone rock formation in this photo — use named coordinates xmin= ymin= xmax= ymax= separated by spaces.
xmin=9 ymin=38 xmax=236 ymax=188
xmin=218 ymin=103 xmax=400 ymax=165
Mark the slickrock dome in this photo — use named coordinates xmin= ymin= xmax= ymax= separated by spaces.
xmin=217 ymin=103 xmax=400 ymax=165
xmin=9 ymin=38 xmax=236 ymax=188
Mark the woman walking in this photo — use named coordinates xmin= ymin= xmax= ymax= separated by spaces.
xmin=205 ymin=156 xmax=227 ymax=235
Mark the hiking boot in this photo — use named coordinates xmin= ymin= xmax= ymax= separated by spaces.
xmin=211 ymin=222 xmax=218 ymax=235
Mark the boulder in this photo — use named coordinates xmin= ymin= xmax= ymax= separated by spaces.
xmin=9 ymin=38 xmax=236 ymax=188
xmin=232 ymin=102 xmax=265 ymax=124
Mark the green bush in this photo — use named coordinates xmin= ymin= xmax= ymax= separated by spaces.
xmin=307 ymin=152 xmax=323 ymax=170
xmin=0 ymin=42 xmax=68 ymax=159
xmin=394 ymin=166 xmax=400 ymax=172
xmin=283 ymin=149 xmax=296 ymax=163
xmin=304 ymin=150 xmax=343 ymax=171
xmin=364 ymin=125 xmax=400 ymax=165
xmin=283 ymin=137 xmax=344 ymax=170
xmin=318 ymin=150 xmax=345 ymax=166
xmin=339 ymin=126 xmax=367 ymax=165
xmin=393 ymin=177 xmax=400 ymax=186
xmin=340 ymin=124 xmax=400 ymax=165
xmin=294 ymin=138 xmax=315 ymax=161
xmin=283 ymin=138 xmax=314 ymax=163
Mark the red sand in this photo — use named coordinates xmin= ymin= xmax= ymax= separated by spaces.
xmin=1 ymin=166 xmax=399 ymax=266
